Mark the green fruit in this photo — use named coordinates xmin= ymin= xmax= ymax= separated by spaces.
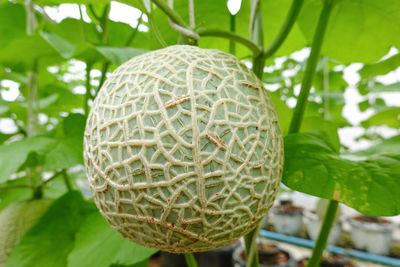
xmin=0 ymin=199 xmax=53 ymax=266
xmin=84 ymin=45 xmax=284 ymax=253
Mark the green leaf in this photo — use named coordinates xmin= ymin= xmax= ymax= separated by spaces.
xmin=359 ymin=53 xmax=400 ymax=80
xmin=0 ymin=3 xmax=25 ymax=48
xmin=0 ymin=136 xmax=56 ymax=183
xmin=297 ymin=0 xmax=400 ymax=63
xmin=5 ymin=191 xmax=96 ymax=267
xmin=367 ymin=81 xmax=400 ymax=93
xmin=96 ymin=46 xmax=148 ymax=65
xmin=0 ymin=199 xmax=53 ymax=265
xmin=67 ymin=212 xmax=157 ymax=267
xmin=350 ymin=135 xmax=400 ymax=157
xmin=0 ymin=34 xmax=63 ymax=70
xmin=40 ymin=30 xmax=77 ymax=59
xmin=361 ymin=107 xmax=400 ymax=128
xmin=0 ymin=177 xmax=32 ymax=211
xmin=301 ymin=116 xmax=340 ymax=152
xmin=44 ymin=113 xmax=86 ymax=170
xmin=283 ymin=131 xmax=400 ymax=216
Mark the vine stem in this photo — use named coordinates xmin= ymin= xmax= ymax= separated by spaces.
xmin=288 ymin=0 xmax=335 ymax=134
xmin=229 ymin=14 xmax=236 ymax=55
xmin=196 ymin=28 xmax=261 ymax=56
xmin=307 ymin=200 xmax=338 ymax=267
xmin=184 ymin=253 xmax=198 ymax=267
xmin=62 ymin=170 xmax=72 ymax=192
xmin=151 ymin=0 xmax=188 ymax=28
xmin=84 ymin=62 xmax=92 ymax=116
xmin=188 ymin=0 xmax=195 ymax=28
xmin=283 ymin=0 xmax=336 ymax=266
xmin=263 ymin=0 xmax=304 ymax=59
xmin=244 ymin=2 xmax=265 ymax=267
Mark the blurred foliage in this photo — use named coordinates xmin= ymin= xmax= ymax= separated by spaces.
xmin=0 ymin=0 xmax=399 ymax=265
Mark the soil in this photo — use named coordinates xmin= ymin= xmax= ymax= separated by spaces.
xmin=239 ymin=244 xmax=290 ymax=265
xmin=297 ymin=255 xmax=355 ymax=267
xmin=273 ymin=205 xmax=303 ymax=212
xmin=352 ymin=215 xmax=391 ymax=224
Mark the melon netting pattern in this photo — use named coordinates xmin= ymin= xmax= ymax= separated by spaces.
xmin=84 ymin=45 xmax=284 ymax=253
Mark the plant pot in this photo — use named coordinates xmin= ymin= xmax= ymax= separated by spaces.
xmin=271 ymin=200 xmax=303 ymax=236
xmin=232 ymin=239 xmax=297 ymax=267
xmin=161 ymin=240 xmax=240 ymax=267
xmin=348 ymin=215 xmax=394 ymax=255
xmin=304 ymin=210 xmax=341 ymax=245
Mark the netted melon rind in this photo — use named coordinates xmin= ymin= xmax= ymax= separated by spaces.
xmin=84 ymin=45 xmax=283 ymax=253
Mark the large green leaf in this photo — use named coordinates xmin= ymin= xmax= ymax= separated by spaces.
xmin=0 ymin=34 xmax=63 ymax=70
xmin=96 ymin=46 xmax=148 ymax=65
xmin=297 ymin=0 xmax=400 ymax=63
xmin=0 ymin=3 xmax=25 ymax=48
xmin=0 ymin=136 xmax=56 ymax=183
xmin=67 ymin=212 xmax=157 ymax=267
xmin=283 ymin=131 xmax=400 ymax=216
xmin=5 ymin=191 xmax=96 ymax=267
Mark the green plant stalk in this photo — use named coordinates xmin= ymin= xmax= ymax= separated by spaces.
xmin=184 ymin=253 xmax=198 ymax=267
xmin=243 ymin=2 xmax=265 ymax=267
xmin=284 ymin=0 xmax=336 ymax=266
xmin=96 ymin=5 xmax=111 ymax=95
xmin=264 ymin=0 xmax=304 ymax=59
xmin=230 ymin=14 xmax=236 ymax=55
xmin=84 ymin=63 xmax=92 ymax=116
xmin=288 ymin=0 xmax=335 ymax=134
xmin=151 ymin=0 xmax=188 ymax=28
xmin=62 ymin=170 xmax=72 ymax=192
xmin=323 ymin=57 xmax=330 ymax=120
xmin=250 ymin=0 xmax=264 ymax=48
xmin=79 ymin=4 xmax=87 ymax=42
xmin=196 ymin=28 xmax=261 ymax=57
xmin=307 ymin=200 xmax=338 ymax=267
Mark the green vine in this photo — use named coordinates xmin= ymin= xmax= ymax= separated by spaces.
xmin=288 ymin=0 xmax=335 ymax=134
xmin=184 ymin=253 xmax=198 ymax=267
xmin=284 ymin=0 xmax=336 ymax=266
xmin=264 ymin=0 xmax=304 ymax=59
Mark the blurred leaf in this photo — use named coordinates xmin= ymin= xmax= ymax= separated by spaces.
xmin=298 ymin=0 xmax=400 ymax=63
xmin=367 ymin=81 xmax=400 ymax=93
xmin=0 ymin=34 xmax=63 ymax=70
xmin=67 ymin=211 xmax=157 ymax=267
xmin=40 ymin=30 xmax=77 ymax=59
xmin=269 ymin=91 xmax=292 ymax=135
xmin=361 ymin=107 xmax=400 ymax=128
xmin=96 ymin=46 xmax=148 ymax=65
xmin=34 ymin=0 xmax=147 ymax=12
xmin=359 ymin=53 xmax=400 ymax=80
xmin=0 ymin=133 xmax=13 ymax=144
xmin=350 ymin=135 xmax=400 ymax=157
xmin=0 ymin=177 xmax=31 ymax=211
xmin=0 ymin=136 xmax=56 ymax=183
xmin=5 ymin=191 xmax=96 ymax=267
xmin=0 ymin=199 xmax=53 ymax=265
xmin=0 ymin=3 xmax=25 ymax=48
xmin=44 ymin=113 xmax=86 ymax=170
xmin=283 ymin=131 xmax=400 ymax=216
